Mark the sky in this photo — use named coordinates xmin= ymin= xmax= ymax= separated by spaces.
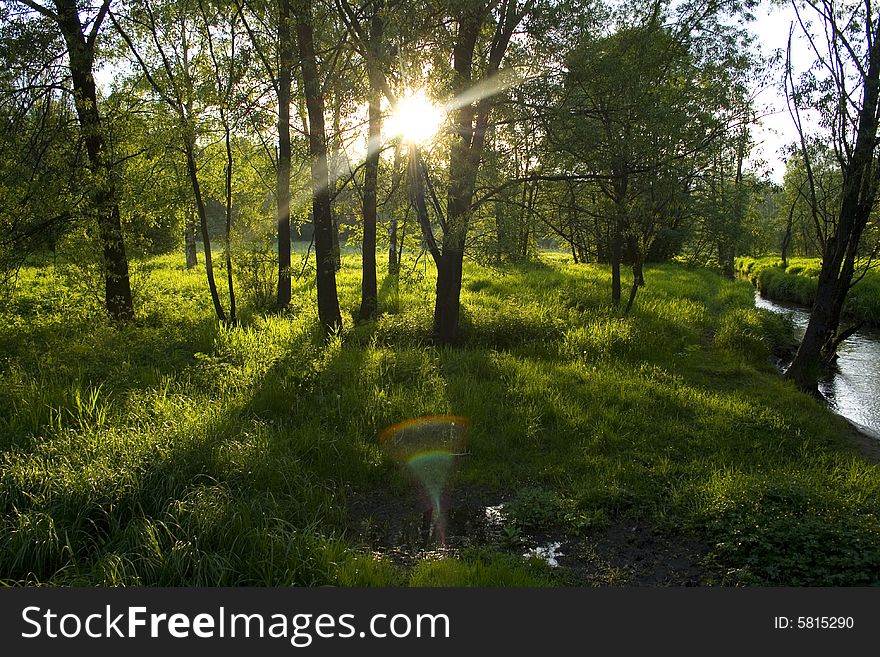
xmin=746 ymin=0 xmax=819 ymax=183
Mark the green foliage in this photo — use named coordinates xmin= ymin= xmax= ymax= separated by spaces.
xmin=698 ymin=475 xmax=880 ymax=586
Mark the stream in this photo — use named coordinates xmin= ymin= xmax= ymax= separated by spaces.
xmin=755 ymin=292 xmax=880 ymax=440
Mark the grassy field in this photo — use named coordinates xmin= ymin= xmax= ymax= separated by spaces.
xmin=2 ymin=250 xmax=879 ymax=586
xmin=736 ymin=256 xmax=880 ymax=326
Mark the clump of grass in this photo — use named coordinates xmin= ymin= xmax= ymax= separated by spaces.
xmin=408 ymin=550 xmax=554 ymax=586
xmin=714 ymin=308 xmax=794 ymax=364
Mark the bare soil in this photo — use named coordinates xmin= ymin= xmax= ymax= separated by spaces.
xmin=345 ymin=485 xmax=708 ymax=586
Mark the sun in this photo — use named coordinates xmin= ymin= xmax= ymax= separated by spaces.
xmin=386 ymin=89 xmax=445 ymax=146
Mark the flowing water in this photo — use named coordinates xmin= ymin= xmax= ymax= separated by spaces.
xmin=755 ymin=292 xmax=880 ymax=439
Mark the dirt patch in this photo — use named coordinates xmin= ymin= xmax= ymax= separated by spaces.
xmin=558 ymin=522 xmax=707 ymax=586
xmin=345 ymin=486 xmax=708 ymax=585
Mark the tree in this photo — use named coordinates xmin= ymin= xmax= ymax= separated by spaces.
xmin=784 ymin=0 xmax=880 ymax=390
xmin=13 ymin=0 xmax=135 ymax=320
xmin=292 ymin=0 xmax=342 ymax=334
xmin=428 ymin=0 xmax=532 ymax=343
xmin=111 ymin=0 xmax=236 ymax=323
xmin=335 ymin=0 xmax=387 ymax=321
xmin=0 ymin=10 xmax=77 ymax=283
xmin=552 ymin=2 xmax=752 ymax=308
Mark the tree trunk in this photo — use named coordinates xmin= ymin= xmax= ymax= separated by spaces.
xmin=276 ymin=0 xmax=293 ymax=310
xmin=433 ymin=246 xmax=464 ymax=344
xmin=358 ymin=8 xmax=383 ymax=321
xmin=185 ymin=207 xmax=198 ymax=268
xmin=294 ymin=2 xmax=341 ymax=334
xmin=56 ymin=0 xmax=134 ymax=321
xmin=719 ymin=241 xmax=735 ymax=279
xmin=223 ymin=120 xmax=236 ymax=326
xmin=611 ymin=219 xmax=622 ymax=306
xmin=330 ymin=110 xmax=343 ymax=272
xmin=431 ymin=7 xmax=484 ymax=344
xmin=625 ymin=237 xmax=644 ymax=314
xmin=780 ymin=197 xmax=795 ymax=268
xmin=388 ymin=143 xmax=404 ymax=275
xmin=184 ymin=139 xmax=226 ymax=323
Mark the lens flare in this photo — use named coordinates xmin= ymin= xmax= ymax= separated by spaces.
xmin=379 ymin=415 xmax=469 ymax=546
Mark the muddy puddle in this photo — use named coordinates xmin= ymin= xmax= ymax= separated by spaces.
xmin=346 ymin=488 xmax=707 ymax=585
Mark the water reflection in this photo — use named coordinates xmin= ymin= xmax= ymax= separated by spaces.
xmin=755 ymin=292 xmax=880 ymax=439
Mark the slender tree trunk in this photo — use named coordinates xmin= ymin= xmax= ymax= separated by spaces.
xmin=720 ymin=118 xmax=747 ymax=280
xmin=56 ymin=0 xmax=134 ymax=321
xmin=330 ymin=110 xmax=343 ymax=272
xmin=388 ymin=144 xmax=404 ymax=275
xmin=223 ymin=120 xmax=236 ymax=326
xmin=184 ymin=139 xmax=226 ymax=323
xmin=388 ymin=215 xmax=398 ymax=274
xmin=294 ymin=2 xmax=341 ymax=334
xmin=185 ymin=207 xmax=198 ymax=268
xmin=610 ymin=174 xmax=627 ymax=306
xmin=780 ymin=197 xmax=795 ymax=268
xmin=276 ymin=0 xmax=293 ymax=310
xmin=611 ymin=218 xmax=622 ymax=306
xmin=358 ymin=9 xmax=383 ymax=321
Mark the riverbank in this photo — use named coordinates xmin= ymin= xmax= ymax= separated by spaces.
xmin=735 ymin=256 xmax=880 ymax=326
xmin=752 ymin=288 xmax=880 ymax=442
xmin=2 ymin=254 xmax=880 ymax=586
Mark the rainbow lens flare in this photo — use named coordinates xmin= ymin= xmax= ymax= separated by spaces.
xmin=379 ymin=415 xmax=470 ymax=546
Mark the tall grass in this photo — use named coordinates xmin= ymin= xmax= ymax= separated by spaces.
xmin=1 ymin=250 xmax=879 ymax=585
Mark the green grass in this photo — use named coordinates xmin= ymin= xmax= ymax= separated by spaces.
xmin=1 ymin=250 xmax=879 ymax=586
xmin=736 ymin=255 xmax=880 ymax=325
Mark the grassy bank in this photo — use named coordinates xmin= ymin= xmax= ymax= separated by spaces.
xmin=1 ymin=252 xmax=879 ymax=586
xmin=736 ymin=256 xmax=880 ymax=325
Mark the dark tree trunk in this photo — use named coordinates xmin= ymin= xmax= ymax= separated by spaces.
xmin=330 ymin=110 xmax=343 ymax=272
xmin=388 ymin=213 xmax=399 ymax=275
xmin=610 ymin=174 xmax=627 ymax=306
xmin=223 ymin=120 xmax=236 ymax=326
xmin=56 ymin=0 xmax=134 ymax=321
xmin=184 ymin=140 xmax=226 ymax=323
xmin=294 ymin=2 xmax=341 ymax=334
xmin=185 ymin=207 xmax=198 ymax=268
xmin=387 ymin=142 xmax=404 ymax=275
xmin=719 ymin=242 xmax=735 ymax=280
xmin=611 ymin=219 xmax=622 ymax=306
xmin=780 ymin=196 xmax=796 ymax=268
xmin=276 ymin=0 xmax=293 ymax=310
xmin=358 ymin=9 xmax=384 ymax=321
xmin=625 ymin=237 xmax=644 ymax=314
xmin=433 ymin=247 xmax=464 ymax=343
xmin=432 ymin=6 xmax=487 ymax=344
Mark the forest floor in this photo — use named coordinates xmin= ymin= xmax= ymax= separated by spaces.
xmin=1 ymin=250 xmax=879 ymax=586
